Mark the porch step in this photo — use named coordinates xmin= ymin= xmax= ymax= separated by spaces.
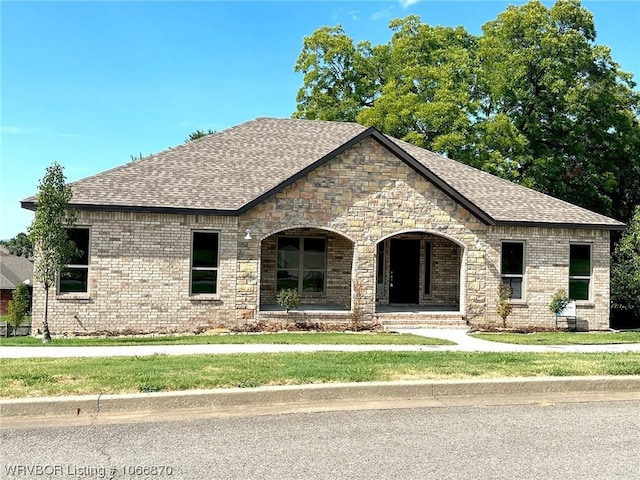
xmin=376 ymin=313 xmax=468 ymax=330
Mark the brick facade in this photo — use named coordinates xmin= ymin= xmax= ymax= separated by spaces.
xmin=31 ymin=136 xmax=612 ymax=334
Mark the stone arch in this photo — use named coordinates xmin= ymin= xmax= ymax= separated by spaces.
xmin=375 ymin=230 xmax=465 ymax=313
xmin=258 ymin=226 xmax=355 ymax=311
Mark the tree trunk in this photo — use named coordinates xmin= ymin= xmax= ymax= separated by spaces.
xmin=42 ymin=286 xmax=51 ymax=343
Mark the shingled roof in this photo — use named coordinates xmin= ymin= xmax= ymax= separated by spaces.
xmin=0 ymin=247 xmax=33 ymax=290
xmin=22 ymin=117 xmax=623 ymax=229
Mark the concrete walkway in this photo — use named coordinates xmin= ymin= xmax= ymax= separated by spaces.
xmin=2 ymin=329 xmax=640 ymax=358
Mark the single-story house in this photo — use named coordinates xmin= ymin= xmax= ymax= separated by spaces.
xmin=0 ymin=246 xmax=33 ymax=315
xmin=22 ymin=118 xmax=624 ymax=334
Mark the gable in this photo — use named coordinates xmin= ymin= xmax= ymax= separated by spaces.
xmin=21 ymin=117 xmax=624 ymax=230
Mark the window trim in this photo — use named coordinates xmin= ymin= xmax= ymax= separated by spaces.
xmin=500 ymin=240 xmax=525 ymax=301
xmin=569 ymin=243 xmax=592 ymax=302
xmin=190 ymin=230 xmax=220 ymax=296
xmin=276 ymin=236 xmax=327 ymax=295
xmin=58 ymin=226 xmax=91 ymax=295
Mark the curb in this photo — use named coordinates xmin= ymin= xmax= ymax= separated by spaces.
xmin=2 ymin=376 xmax=640 ymax=418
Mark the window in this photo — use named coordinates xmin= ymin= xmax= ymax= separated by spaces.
xmin=424 ymin=241 xmax=432 ymax=295
xmin=277 ymin=237 xmax=326 ymax=294
xmin=191 ymin=231 xmax=219 ymax=295
xmin=569 ymin=244 xmax=591 ymax=301
xmin=59 ymin=227 xmax=90 ymax=293
xmin=501 ymin=242 xmax=524 ymax=300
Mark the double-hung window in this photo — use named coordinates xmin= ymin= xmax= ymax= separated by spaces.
xmin=501 ymin=241 xmax=524 ymax=300
xmin=191 ymin=231 xmax=219 ymax=295
xmin=569 ymin=244 xmax=591 ymax=301
xmin=59 ymin=227 xmax=90 ymax=293
xmin=277 ymin=237 xmax=326 ymax=294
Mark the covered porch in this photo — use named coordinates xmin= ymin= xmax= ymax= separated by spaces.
xmin=256 ymin=228 xmax=465 ymax=325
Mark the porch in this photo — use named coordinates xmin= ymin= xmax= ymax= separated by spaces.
xmin=256 ymin=228 xmax=466 ymax=327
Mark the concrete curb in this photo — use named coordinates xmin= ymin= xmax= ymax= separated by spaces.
xmin=2 ymin=376 xmax=640 ymax=418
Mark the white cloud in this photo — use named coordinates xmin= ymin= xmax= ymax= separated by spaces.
xmin=57 ymin=133 xmax=88 ymax=139
xmin=371 ymin=9 xmax=392 ymax=21
xmin=399 ymin=0 xmax=421 ymax=8
xmin=0 ymin=126 xmax=31 ymax=135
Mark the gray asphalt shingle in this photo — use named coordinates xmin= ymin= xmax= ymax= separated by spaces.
xmin=21 ymin=117 xmax=623 ymax=228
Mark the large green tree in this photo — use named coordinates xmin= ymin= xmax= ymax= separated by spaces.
xmin=28 ymin=162 xmax=77 ymax=343
xmin=0 ymin=232 xmax=34 ymax=258
xmin=294 ymin=0 xmax=640 ymax=223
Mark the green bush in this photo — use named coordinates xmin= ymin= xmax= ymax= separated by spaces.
xmin=549 ymin=289 xmax=570 ymax=315
xmin=7 ymin=283 xmax=30 ymax=336
xmin=277 ymin=288 xmax=300 ymax=312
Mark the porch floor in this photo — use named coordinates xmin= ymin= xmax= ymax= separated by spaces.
xmin=259 ymin=304 xmax=348 ymax=312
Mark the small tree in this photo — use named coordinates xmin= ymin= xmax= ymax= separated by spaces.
xmin=549 ymin=289 xmax=570 ymax=316
xmin=28 ymin=162 xmax=77 ymax=343
xmin=497 ymin=283 xmax=513 ymax=328
xmin=7 ymin=283 xmax=30 ymax=337
xmin=276 ymin=288 xmax=300 ymax=313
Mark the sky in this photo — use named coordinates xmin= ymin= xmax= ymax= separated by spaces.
xmin=1 ymin=0 xmax=639 ymax=240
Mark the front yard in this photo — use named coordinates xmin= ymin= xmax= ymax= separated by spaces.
xmin=0 ymin=332 xmax=452 ymax=346
xmin=2 ymin=351 xmax=639 ymax=398
xmin=471 ymin=331 xmax=640 ymax=345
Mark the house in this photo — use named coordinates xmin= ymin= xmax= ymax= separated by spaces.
xmin=0 ymin=246 xmax=33 ymax=315
xmin=21 ymin=118 xmax=624 ymax=334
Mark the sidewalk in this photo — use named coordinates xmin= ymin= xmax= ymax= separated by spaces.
xmin=2 ymin=329 xmax=640 ymax=358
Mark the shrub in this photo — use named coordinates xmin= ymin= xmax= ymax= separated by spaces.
xmin=497 ymin=283 xmax=513 ymax=328
xmin=549 ymin=289 xmax=570 ymax=315
xmin=276 ymin=288 xmax=300 ymax=313
xmin=7 ymin=283 xmax=30 ymax=336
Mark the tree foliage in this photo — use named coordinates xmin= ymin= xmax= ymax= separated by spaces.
xmin=0 ymin=232 xmax=33 ymax=258
xmin=7 ymin=283 xmax=30 ymax=337
xmin=611 ymin=206 xmax=640 ymax=319
xmin=294 ymin=0 xmax=640 ymax=223
xmin=28 ymin=162 xmax=77 ymax=342
xmin=186 ymin=129 xmax=215 ymax=143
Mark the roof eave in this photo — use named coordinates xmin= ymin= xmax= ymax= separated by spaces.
xmin=493 ymin=220 xmax=625 ymax=231
xmin=21 ymin=200 xmax=237 ymax=216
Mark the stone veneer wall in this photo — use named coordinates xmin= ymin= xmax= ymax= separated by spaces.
xmin=30 ymin=211 xmax=239 ymax=334
xmin=238 ymin=136 xmax=488 ymax=323
xmin=484 ymin=226 xmax=611 ymax=330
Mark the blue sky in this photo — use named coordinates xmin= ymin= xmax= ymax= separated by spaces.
xmin=1 ymin=0 xmax=639 ymax=239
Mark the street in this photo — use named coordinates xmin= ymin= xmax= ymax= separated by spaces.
xmin=2 ymin=399 xmax=639 ymax=479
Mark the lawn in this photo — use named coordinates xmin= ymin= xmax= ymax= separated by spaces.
xmin=2 ymin=351 xmax=639 ymax=398
xmin=0 ymin=332 xmax=452 ymax=346
xmin=471 ymin=331 xmax=640 ymax=345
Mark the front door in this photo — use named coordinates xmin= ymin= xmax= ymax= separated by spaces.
xmin=389 ymin=239 xmax=420 ymax=304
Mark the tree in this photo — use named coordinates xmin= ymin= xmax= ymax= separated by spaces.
xmin=28 ymin=162 xmax=77 ymax=343
xmin=0 ymin=232 xmax=33 ymax=258
xmin=293 ymin=1 xmax=640 ymax=224
xmin=611 ymin=206 xmax=640 ymax=321
xmin=7 ymin=283 xmax=30 ymax=337
xmin=476 ymin=0 xmax=640 ymax=221
xmin=185 ymin=129 xmax=215 ymax=143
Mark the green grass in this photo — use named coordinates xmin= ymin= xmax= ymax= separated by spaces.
xmin=472 ymin=331 xmax=640 ymax=345
xmin=0 ymin=332 xmax=452 ymax=346
xmin=2 ymin=351 xmax=639 ymax=398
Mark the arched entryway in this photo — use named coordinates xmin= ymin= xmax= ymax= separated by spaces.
xmin=258 ymin=227 xmax=354 ymax=312
xmin=375 ymin=231 xmax=463 ymax=313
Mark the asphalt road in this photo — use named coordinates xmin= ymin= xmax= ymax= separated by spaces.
xmin=2 ymin=399 xmax=639 ymax=480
